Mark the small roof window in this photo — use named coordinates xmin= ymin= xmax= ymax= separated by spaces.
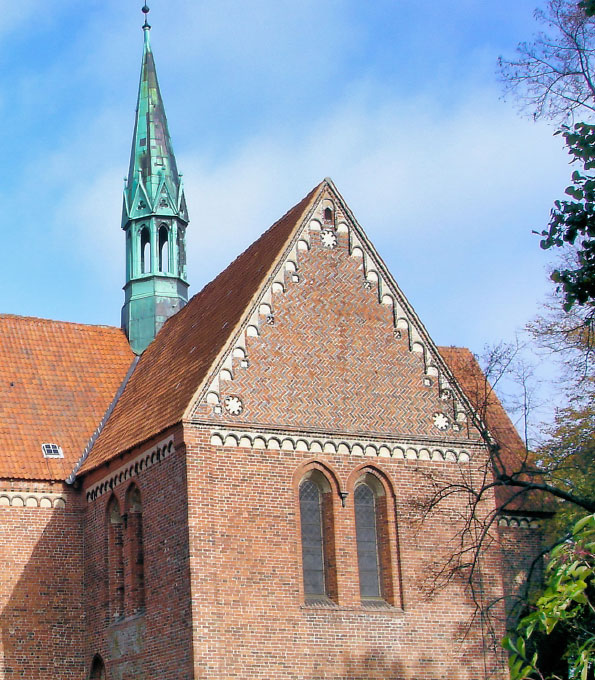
xmin=42 ymin=443 xmax=64 ymax=459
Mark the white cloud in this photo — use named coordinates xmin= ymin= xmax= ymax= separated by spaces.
xmin=19 ymin=47 xmax=570 ymax=358
xmin=174 ymin=85 xmax=568 ymax=352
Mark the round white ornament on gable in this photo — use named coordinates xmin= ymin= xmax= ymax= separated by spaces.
xmin=320 ymin=230 xmax=337 ymax=249
xmin=224 ymin=396 xmax=244 ymax=415
xmin=433 ymin=412 xmax=449 ymax=431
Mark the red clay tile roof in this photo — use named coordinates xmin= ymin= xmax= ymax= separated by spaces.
xmin=0 ymin=315 xmax=134 ymax=481
xmin=80 ymin=182 xmax=323 ymax=474
xmin=439 ymin=346 xmax=544 ymax=513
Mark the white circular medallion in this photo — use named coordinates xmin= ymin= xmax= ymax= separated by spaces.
xmin=433 ymin=412 xmax=449 ymax=431
xmin=224 ymin=396 xmax=243 ymax=415
xmin=321 ymin=230 xmax=337 ymax=249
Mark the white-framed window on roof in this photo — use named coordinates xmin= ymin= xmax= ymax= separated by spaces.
xmin=41 ymin=443 xmax=63 ymax=458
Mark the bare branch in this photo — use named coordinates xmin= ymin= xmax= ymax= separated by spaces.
xmin=498 ymin=0 xmax=595 ymax=123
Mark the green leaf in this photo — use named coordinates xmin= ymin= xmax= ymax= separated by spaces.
xmin=573 ymin=514 xmax=594 ymax=534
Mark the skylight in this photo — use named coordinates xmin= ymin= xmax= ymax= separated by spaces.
xmin=41 ymin=443 xmax=64 ymax=459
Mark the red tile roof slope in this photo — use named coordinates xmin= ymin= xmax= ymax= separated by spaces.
xmin=439 ymin=346 xmax=544 ymax=513
xmin=80 ymin=183 xmax=323 ymax=474
xmin=0 ymin=315 xmax=134 ymax=481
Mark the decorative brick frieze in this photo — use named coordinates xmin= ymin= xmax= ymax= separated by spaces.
xmin=0 ymin=490 xmax=67 ymax=509
xmin=208 ymin=428 xmax=473 ymax=463
xmin=498 ymin=515 xmax=540 ymax=529
xmin=86 ymin=435 xmax=175 ymax=502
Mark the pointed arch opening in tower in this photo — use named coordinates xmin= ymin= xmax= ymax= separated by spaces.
xmin=126 ymin=231 xmax=132 ymax=280
xmin=140 ymin=226 xmax=151 ymax=274
xmin=159 ymin=224 xmax=169 ymax=273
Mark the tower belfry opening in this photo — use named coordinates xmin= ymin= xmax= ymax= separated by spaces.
xmin=121 ymin=4 xmax=189 ymax=354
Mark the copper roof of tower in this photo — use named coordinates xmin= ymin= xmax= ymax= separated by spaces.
xmin=123 ymin=15 xmax=187 ymax=226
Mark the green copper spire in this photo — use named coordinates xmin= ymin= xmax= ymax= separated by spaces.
xmin=121 ymin=5 xmax=189 ymax=355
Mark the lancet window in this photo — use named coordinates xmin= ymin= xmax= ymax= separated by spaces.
xmin=140 ymin=226 xmax=151 ymax=274
xmin=299 ymin=470 xmax=337 ymax=603
xmin=159 ymin=225 xmax=169 ymax=273
xmin=354 ymin=472 xmax=396 ymax=605
xmin=107 ymin=496 xmax=125 ymax=619
xmin=125 ymin=484 xmax=145 ymax=614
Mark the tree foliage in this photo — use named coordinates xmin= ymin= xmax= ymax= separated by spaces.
xmin=418 ymin=336 xmax=595 ymax=674
xmin=539 ymin=122 xmax=595 ymax=311
xmin=528 ymin=302 xmax=595 ymax=542
xmin=503 ymin=514 xmax=595 ymax=680
xmin=498 ymin=0 xmax=595 ymax=124
xmin=535 ymin=399 xmax=595 ymax=542
xmin=499 ymin=0 xmax=595 ymax=313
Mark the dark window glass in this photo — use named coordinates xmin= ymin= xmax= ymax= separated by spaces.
xmin=159 ymin=225 xmax=169 ymax=273
xmin=355 ymin=483 xmax=381 ymax=598
xmin=300 ymin=480 xmax=325 ymax=596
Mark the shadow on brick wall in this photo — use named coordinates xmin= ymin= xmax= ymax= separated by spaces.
xmin=0 ymin=503 xmax=85 ymax=677
xmin=340 ymin=651 xmax=407 ymax=679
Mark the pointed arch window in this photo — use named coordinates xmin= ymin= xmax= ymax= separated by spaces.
xmin=107 ymin=497 xmax=124 ymax=619
xmin=125 ymin=484 xmax=145 ymax=614
xmin=158 ymin=225 xmax=169 ymax=273
xmin=126 ymin=231 xmax=132 ymax=280
xmin=355 ymin=483 xmax=381 ymax=598
xmin=299 ymin=470 xmax=337 ymax=603
xmin=354 ymin=473 xmax=396 ymax=605
xmin=140 ymin=226 xmax=151 ymax=274
xmin=300 ymin=480 xmax=325 ymax=596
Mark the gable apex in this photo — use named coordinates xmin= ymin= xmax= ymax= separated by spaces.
xmin=81 ymin=178 xmax=490 ymax=475
xmin=187 ymin=180 xmax=480 ymax=440
xmin=324 ymin=179 xmax=473 ymax=405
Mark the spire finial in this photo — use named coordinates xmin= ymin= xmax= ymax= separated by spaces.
xmin=142 ymin=3 xmax=151 ymax=31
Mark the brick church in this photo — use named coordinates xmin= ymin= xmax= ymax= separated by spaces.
xmin=0 ymin=8 xmax=544 ymax=680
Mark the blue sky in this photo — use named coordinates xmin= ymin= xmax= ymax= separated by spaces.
xmin=0 ymin=1 xmax=573 ymax=421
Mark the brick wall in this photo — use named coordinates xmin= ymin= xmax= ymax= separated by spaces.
xmin=0 ymin=480 xmax=85 ymax=678
xmin=498 ymin=521 xmax=545 ymax=624
xmin=82 ymin=424 xmax=194 ymax=680
xmin=185 ymin=428 xmax=508 ymax=679
xmin=193 ymin=224 xmax=484 ymax=444
xmin=182 ymin=219 xmax=509 ymax=678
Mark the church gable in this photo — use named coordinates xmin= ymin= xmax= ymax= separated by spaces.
xmin=190 ymin=181 xmax=482 ymax=446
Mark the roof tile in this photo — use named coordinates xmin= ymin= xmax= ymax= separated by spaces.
xmin=0 ymin=315 xmax=134 ymax=480
xmin=439 ymin=346 xmax=543 ymax=512
xmin=80 ymin=182 xmax=323 ymax=473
